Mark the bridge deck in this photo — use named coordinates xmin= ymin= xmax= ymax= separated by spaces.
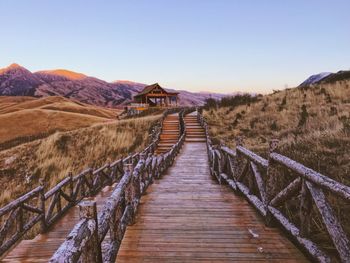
xmin=117 ymin=141 xmax=309 ymax=262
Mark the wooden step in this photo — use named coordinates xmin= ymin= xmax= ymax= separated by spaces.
xmin=185 ymin=138 xmax=207 ymax=142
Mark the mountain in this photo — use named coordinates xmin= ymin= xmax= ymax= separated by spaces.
xmin=298 ymin=72 xmax=332 ymax=87
xmin=0 ymin=64 xmax=44 ymax=96
xmin=319 ymin=70 xmax=350 ymax=84
xmin=299 ymin=70 xmax=350 ymax=87
xmin=0 ymin=64 xmax=227 ymax=107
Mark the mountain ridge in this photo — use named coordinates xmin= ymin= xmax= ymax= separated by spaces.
xmin=299 ymin=70 xmax=350 ymax=87
xmin=0 ymin=63 xmax=227 ymax=107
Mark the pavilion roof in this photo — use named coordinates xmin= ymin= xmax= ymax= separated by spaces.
xmin=134 ymin=83 xmax=179 ymax=97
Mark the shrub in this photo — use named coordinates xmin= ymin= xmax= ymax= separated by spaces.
xmin=329 ymin=106 xmax=337 ymax=116
xmin=279 ymin=96 xmax=287 ymax=111
xmin=270 ymin=121 xmax=278 ymax=131
xmin=298 ymin=104 xmax=308 ymax=127
xmin=204 ymin=94 xmax=258 ymax=109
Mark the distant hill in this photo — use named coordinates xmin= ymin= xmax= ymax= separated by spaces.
xmin=298 ymin=72 xmax=332 ymax=87
xmin=0 ymin=96 xmax=120 ymax=148
xmin=299 ymin=70 xmax=350 ymax=87
xmin=0 ymin=63 xmax=227 ymax=107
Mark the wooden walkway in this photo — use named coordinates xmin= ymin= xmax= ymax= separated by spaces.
xmin=117 ymin=115 xmax=309 ymax=262
xmin=1 ymin=185 xmax=116 ymax=262
xmin=2 ymin=112 xmax=310 ymax=262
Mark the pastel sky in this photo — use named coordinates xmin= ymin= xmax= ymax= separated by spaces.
xmin=1 ymin=0 xmax=349 ymax=94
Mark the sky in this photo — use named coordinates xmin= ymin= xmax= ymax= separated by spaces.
xmin=0 ymin=0 xmax=349 ymax=94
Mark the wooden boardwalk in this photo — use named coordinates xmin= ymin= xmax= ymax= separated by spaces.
xmin=1 ymin=111 xmax=310 ymax=262
xmin=1 ymin=185 xmax=116 ymax=262
xmin=117 ymin=116 xmax=309 ymax=262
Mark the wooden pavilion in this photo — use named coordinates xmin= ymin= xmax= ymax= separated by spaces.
xmin=133 ymin=83 xmax=179 ymax=107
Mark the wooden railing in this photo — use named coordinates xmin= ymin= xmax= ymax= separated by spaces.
xmin=48 ymin=109 xmax=191 ymax=262
xmin=0 ymin=108 xmax=182 ymax=258
xmin=197 ymin=110 xmax=350 ymax=263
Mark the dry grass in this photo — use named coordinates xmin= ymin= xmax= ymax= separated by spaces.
xmin=0 ymin=114 xmax=161 ymax=206
xmin=204 ymin=80 xmax=350 ymax=181
xmin=204 ymin=80 xmax=350 ymax=257
xmin=0 ymin=96 xmax=121 ymax=144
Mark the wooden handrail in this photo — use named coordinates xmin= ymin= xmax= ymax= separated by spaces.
xmin=197 ymin=111 xmax=350 ymax=263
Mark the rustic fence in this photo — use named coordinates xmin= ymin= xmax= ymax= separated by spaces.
xmin=197 ymin=110 xmax=350 ymax=263
xmin=48 ymin=109 xmax=190 ymax=262
xmin=0 ymin=108 xmax=182 ymax=259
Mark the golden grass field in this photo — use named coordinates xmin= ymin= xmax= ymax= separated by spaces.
xmin=0 ymin=96 xmax=161 ymax=207
xmin=0 ymin=96 xmax=121 ymax=145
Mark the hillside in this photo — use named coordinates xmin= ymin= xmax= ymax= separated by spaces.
xmin=0 ymin=96 xmax=120 ymax=149
xmin=0 ymin=114 xmax=161 ymax=206
xmin=0 ymin=63 xmax=226 ymax=107
xmin=204 ymin=79 xmax=350 ymax=180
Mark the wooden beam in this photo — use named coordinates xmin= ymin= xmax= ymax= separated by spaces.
xmin=306 ymin=181 xmax=350 ymax=262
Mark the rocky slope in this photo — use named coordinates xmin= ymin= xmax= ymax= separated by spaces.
xmin=0 ymin=63 xmax=226 ymax=107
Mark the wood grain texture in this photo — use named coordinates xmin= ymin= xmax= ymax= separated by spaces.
xmin=116 ymin=141 xmax=309 ymax=262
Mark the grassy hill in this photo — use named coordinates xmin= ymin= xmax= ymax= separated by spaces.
xmin=204 ymin=79 xmax=350 ymax=181
xmin=0 ymin=96 xmax=121 ymax=149
xmin=204 ymin=79 xmax=350 ymax=255
xmin=0 ymin=114 xmax=161 ymax=206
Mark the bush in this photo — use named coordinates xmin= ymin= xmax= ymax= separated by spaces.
xmin=203 ymin=98 xmax=217 ymax=110
xmin=270 ymin=121 xmax=278 ymax=131
xmin=279 ymin=96 xmax=287 ymax=111
xmin=298 ymin=104 xmax=308 ymax=127
xmin=204 ymin=94 xmax=259 ymax=110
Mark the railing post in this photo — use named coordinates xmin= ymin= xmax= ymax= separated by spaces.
xmin=81 ymin=172 xmax=87 ymax=198
xmin=138 ymin=153 xmax=146 ymax=194
xmin=69 ymin=172 xmax=74 ymax=202
xmin=39 ymin=178 xmax=47 ymax=233
xmin=299 ymin=178 xmax=312 ymax=237
xmin=234 ymin=136 xmax=244 ymax=181
xmin=265 ymin=139 xmax=280 ymax=226
xmin=124 ymin=163 xmax=135 ymax=225
xmin=79 ymin=201 xmax=102 ymax=263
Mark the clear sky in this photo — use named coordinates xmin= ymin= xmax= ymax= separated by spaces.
xmin=0 ymin=0 xmax=349 ymax=93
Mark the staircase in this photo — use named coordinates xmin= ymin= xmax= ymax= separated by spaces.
xmin=155 ymin=113 xmax=180 ymax=155
xmin=184 ymin=112 xmax=206 ymax=142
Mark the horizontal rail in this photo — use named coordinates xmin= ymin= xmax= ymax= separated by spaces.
xmin=0 ymin=186 xmax=43 ymax=217
xmin=44 ymin=177 xmax=71 ymax=199
xmin=271 ymin=152 xmax=350 ymax=201
xmin=237 ymin=146 xmax=268 ymax=168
